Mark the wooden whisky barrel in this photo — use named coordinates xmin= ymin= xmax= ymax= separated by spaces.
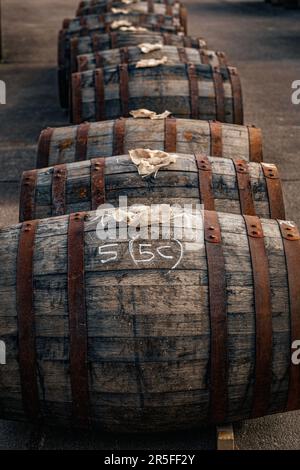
xmin=58 ymin=33 xmax=208 ymax=108
xmin=77 ymin=2 xmax=187 ymax=33
xmin=0 ymin=210 xmax=299 ymax=430
xmin=59 ymin=30 xmax=199 ymax=108
xmin=70 ymin=33 xmax=207 ymax=71
xmin=76 ymin=45 xmax=228 ymax=73
xmin=36 ymin=118 xmax=262 ymax=169
xmin=78 ymin=0 xmax=180 ymax=11
xmin=70 ymin=64 xmax=243 ymax=124
xmin=20 ymin=154 xmax=285 ymax=221
xmin=76 ymin=0 xmax=184 ymax=17
xmin=63 ymin=12 xmax=185 ymax=35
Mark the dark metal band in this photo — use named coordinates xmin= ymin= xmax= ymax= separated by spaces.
xmin=68 ymin=212 xmax=90 ymax=428
xmin=248 ymin=126 xmax=263 ymax=163
xmin=195 ymin=154 xmax=215 ymax=211
xmin=92 ymin=33 xmax=102 ymax=53
xmin=212 ymin=66 xmax=225 ymax=123
xmin=199 ymin=50 xmax=209 ymax=65
xmin=183 ymin=36 xmax=192 ymax=48
xmin=156 ymin=14 xmax=165 ymax=28
xmin=17 ymin=220 xmax=40 ymax=422
xmin=209 ymin=120 xmax=223 ymax=157
xmin=78 ymin=55 xmax=89 ymax=72
xmin=216 ymin=51 xmax=227 ymax=66
xmin=75 ymin=123 xmax=90 ymax=162
xmin=148 ymin=0 xmax=154 ymax=13
xmin=106 ymin=0 xmax=113 ymax=12
xmin=113 ymin=118 xmax=126 ymax=155
xmin=177 ymin=47 xmax=188 ymax=63
xmin=37 ymin=127 xmax=54 ymax=169
xmin=228 ymin=66 xmax=243 ymax=125
xmin=187 ymin=64 xmax=199 ymax=119
xmin=233 ymin=159 xmax=256 ymax=216
xmin=165 ymin=3 xmax=172 ymax=15
xmin=52 ymin=165 xmax=67 ymax=217
xmin=79 ymin=16 xmax=87 ymax=27
xmin=204 ymin=210 xmax=228 ymax=424
xmin=261 ymin=163 xmax=285 ymax=220
xmin=19 ymin=171 xmax=37 ymax=222
xmin=243 ymin=215 xmax=272 ymax=419
xmin=70 ymin=37 xmax=79 ymax=73
xmin=95 ymin=51 xmax=104 ymax=68
xmin=71 ymin=73 xmax=82 ymax=125
xmin=119 ymin=64 xmax=129 ymax=117
xmin=138 ymin=14 xmax=147 ymax=25
xmin=109 ymin=32 xmax=117 ymax=49
xmin=120 ymin=46 xmax=129 ymax=64
xmin=91 ymin=158 xmax=106 ymax=210
xmin=180 ymin=6 xmax=188 ymax=34
xmin=277 ymin=221 xmax=300 ymax=411
xmin=165 ymin=117 xmax=177 ymax=153
xmin=95 ymin=68 xmax=106 ymax=121
xmin=162 ymin=33 xmax=171 ymax=45
xmin=62 ymin=18 xmax=71 ymax=29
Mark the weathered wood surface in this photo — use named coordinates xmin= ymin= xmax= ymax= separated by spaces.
xmin=64 ymin=12 xmax=184 ymax=35
xmin=22 ymin=154 xmax=279 ymax=220
xmin=77 ymin=0 xmax=183 ymax=16
xmin=70 ymin=64 xmax=243 ymax=124
xmin=78 ymin=0 xmax=180 ymax=9
xmin=59 ymin=30 xmax=204 ymax=108
xmin=0 ymin=211 xmax=293 ymax=430
xmin=77 ymin=1 xmax=184 ymax=17
xmin=71 ymin=33 xmax=207 ymax=69
xmin=37 ymin=118 xmax=262 ymax=168
xmin=76 ymin=45 xmax=227 ymax=72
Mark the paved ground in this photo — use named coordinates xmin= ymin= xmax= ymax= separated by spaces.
xmin=0 ymin=0 xmax=300 ymax=450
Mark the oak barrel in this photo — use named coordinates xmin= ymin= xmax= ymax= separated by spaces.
xmin=0 ymin=210 xmax=300 ymax=430
xmin=76 ymin=0 xmax=184 ymax=17
xmin=63 ymin=13 xmax=185 ymax=35
xmin=76 ymin=45 xmax=227 ymax=73
xmin=59 ymin=30 xmax=199 ymax=108
xmin=78 ymin=0 xmax=180 ymax=10
xmin=36 ymin=118 xmax=262 ymax=168
xmin=70 ymin=64 xmax=243 ymax=124
xmin=20 ymin=154 xmax=285 ymax=221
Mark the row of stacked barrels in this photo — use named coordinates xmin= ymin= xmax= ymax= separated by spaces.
xmin=0 ymin=0 xmax=299 ymax=433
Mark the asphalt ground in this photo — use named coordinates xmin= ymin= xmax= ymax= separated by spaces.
xmin=0 ymin=0 xmax=300 ymax=450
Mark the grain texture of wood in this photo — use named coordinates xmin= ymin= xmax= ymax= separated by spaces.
xmin=76 ymin=0 xmax=183 ymax=17
xmin=59 ymin=30 xmax=205 ymax=108
xmin=78 ymin=0 xmax=180 ymax=10
xmin=22 ymin=154 xmax=283 ymax=221
xmin=76 ymin=45 xmax=227 ymax=73
xmin=70 ymin=33 xmax=207 ymax=70
xmin=63 ymin=12 xmax=184 ymax=35
xmin=70 ymin=64 xmax=243 ymax=124
xmin=36 ymin=118 xmax=262 ymax=168
xmin=0 ymin=211 xmax=295 ymax=430
xmin=76 ymin=1 xmax=185 ymax=19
